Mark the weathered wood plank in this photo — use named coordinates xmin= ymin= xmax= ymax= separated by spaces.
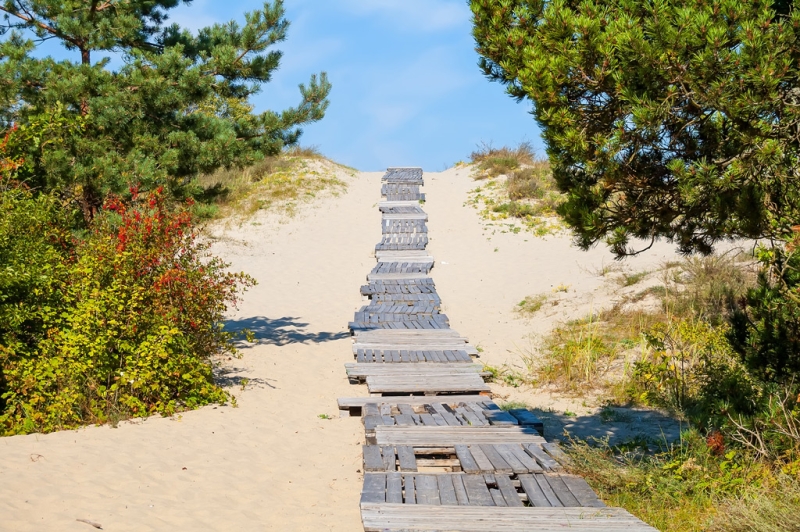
xmin=561 ymin=475 xmax=606 ymax=507
xmin=375 ymin=426 xmax=545 ymax=446
xmin=361 ymin=473 xmax=386 ymax=504
xmin=359 ymin=503 xmax=659 ymax=531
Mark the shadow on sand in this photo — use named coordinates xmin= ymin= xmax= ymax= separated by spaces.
xmin=524 ymin=406 xmax=685 ymax=447
xmin=213 ymin=365 xmax=277 ymax=390
xmin=224 ymin=315 xmax=349 ymax=348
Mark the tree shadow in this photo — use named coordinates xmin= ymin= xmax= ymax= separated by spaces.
xmin=213 ymin=365 xmax=277 ymax=389
xmin=526 ymin=405 xmax=685 ymax=447
xmin=224 ymin=315 xmax=349 ymax=348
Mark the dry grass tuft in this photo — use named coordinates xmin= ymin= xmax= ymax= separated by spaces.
xmin=527 ymin=252 xmax=756 ymax=394
xmin=714 ymin=475 xmax=800 ymax=531
xmin=193 ymin=147 xmax=350 ymax=220
xmin=465 ymin=142 xmax=565 ymax=236
xmin=470 ymin=141 xmax=536 ymax=178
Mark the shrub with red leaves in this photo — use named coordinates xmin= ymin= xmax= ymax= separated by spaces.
xmin=707 ymin=430 xmax=726 ymax=456
xmin=1 ymin=185 xmax=254 ymax=434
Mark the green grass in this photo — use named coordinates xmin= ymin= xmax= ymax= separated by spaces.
xmin=617 ymin=270 xmax=650 ymax=287
xmin=564 ymin=434 xmax=800 ymax=531
xmin=516 ymin=293 xmax=549 ymax=316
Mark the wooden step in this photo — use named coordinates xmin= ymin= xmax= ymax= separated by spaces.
xmin=338 ymin=395 xmax=493 ymax=417
xmin=363 ymin=442 xmax=564 ymax=475
xmin=359 ymin=472 xmax=605 ymax=507
xmin=366 ymin=374 xmax=491 ymax=395
xmin=375 ymin=426 xmax=545 ymax=446
xmin=354 ymin=348 xmax=473 ymax=363
xmin=346 ymin=363 xmax=485 ymax=379
xmin=360 ymin=503 xmax=657 ymax=531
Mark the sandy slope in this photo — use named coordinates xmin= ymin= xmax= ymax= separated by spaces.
xmin=1 ymin=165 xmax=686 ymax=531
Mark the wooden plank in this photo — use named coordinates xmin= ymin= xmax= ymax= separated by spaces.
xmin=418 ymin=413 xmax=437 ymax=426
xmin=429 ymin=403 xmax=462 ymax=426
xmin=404 ymin=474 xmax=416 ymax=504
xmin=359 ymin=504 xmax=658 ymax=531
xmin=462 ymin=474 xmax=495 ymax=506
xmin=525 ymin=443 xmax=561 ymax=471
xmin=479 ymin=445 xmax=513 ymax=474
xmin=560 ymin=475 xmax=605 ymax=507
xmin=363 ymin=415 xmax=383 ymax=431
xmin=495 ymin=474 xmax=524 ymax=507
xmin=503 ymin=443 xmax=543 ymax=472
xmin=346 ymin=363 xmax=483 ymax=377
xmin=546 ymin=475 xmax=580 ymax=507
xmin=381 ymin=446 xmax=396 ymax=471
xmin=352 ymin=343 xmax=479 ymax=356
xmin=492 ymin=444 xmax=529 ymax=474
xmin=386 ymin=472 xmax=403 ymax=504
xmin=363 ymin=445 xmax=384 ymax=472
xmin=394 ymin=414 xmax=414 ymax=426
xmin=518 ymin=474 xmax=551 ymax=507
xmin=535 ymin=473 xmax=563 ymax=507
xmin=361 ymin=473 xmax=386 ymax=504
xmin=396 ymin=446 xmax=417 ymax=472
xmin=543 ymin=442 xmax=572 ymax=466
xmin=375 ymin=426 xmax=545 ymax=446
xmin=483 ymin=409 xmax=519 ymax=426
xmin=451 ymin=474 xmax=470 ymax=506
xmin=366 ymin=374 xmax=490 ymax=394
xmin=454 ymin=445 xmax=481 ymax=474
xmin=437 ymin=475 xmax=458 ymax=506
xmin=466 ymin=445 xmax=495 ymax=472
xmin=489 ymin=488 xmax=506 ymax=507
xmin=508 ymin=408 xmax=544 ymax=434
xmin=414 ymin=475 xmax=440 ymax=505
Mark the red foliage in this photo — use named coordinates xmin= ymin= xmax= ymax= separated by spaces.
xmin=0 ymin=125 xmax=24 ymax=177
xmin=707 ymin=430 xmax=725 ymax=456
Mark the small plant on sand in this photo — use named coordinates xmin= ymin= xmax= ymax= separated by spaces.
xmin=617 ymin=270 xmax=650 ymax=287
xmin=470 ymin=141 xmax=535 ymax=178
xmin=516 ymin=293 xmax=549 ymax=316
xmin=537 ymin=315 xmax=615 ymax=390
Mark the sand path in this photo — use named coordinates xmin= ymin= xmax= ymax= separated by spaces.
xmin=0 ymin=167 xmax=684 ymax=531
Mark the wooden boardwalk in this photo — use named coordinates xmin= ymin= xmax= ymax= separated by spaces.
xmin=338 ymin=168 xmax=656 ymax=531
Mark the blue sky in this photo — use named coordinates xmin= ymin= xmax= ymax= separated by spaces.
xmin=29 ymin=1 xmax=545 ymax=171
xmin=173 ymin=0 xmax=544 ymax=171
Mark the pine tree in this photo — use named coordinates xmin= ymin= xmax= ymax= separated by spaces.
xmin=0 ymin=0 xmax=330 ymax=220
xmin=471 ymin=0 xmax=800 ymax=256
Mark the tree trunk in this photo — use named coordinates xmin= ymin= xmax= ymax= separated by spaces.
xmin=80 ymin=47 xmax=90 ymax=116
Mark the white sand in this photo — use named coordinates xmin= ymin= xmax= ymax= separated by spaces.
xmin=0 ymin=165 xmax=688 ymax=530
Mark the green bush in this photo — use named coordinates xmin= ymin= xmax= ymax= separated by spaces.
xmin=0 ymin=184 xmax=73 ymax=419
xmin=632 ymin=319 xmax=760 ymax=420
xmin=730 ymin=243 xmax=800 ymax=383
xmin=0 ymin=185 xmax=254 ymax=434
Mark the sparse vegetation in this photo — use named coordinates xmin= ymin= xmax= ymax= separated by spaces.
xmin=516 ymin=294 xmax=549 ymax=316
xmin=616 ymin=270 xmax=649 ymax=287
xmin=192 ymin=150 xmax=349 ymax=220
xmin=469 ymin=141 xmax=535 ymax=178
xmin=513 ymin=250 xmax=800 ymax=528
xmin=465 ymin=143 xmax=565 ymax=237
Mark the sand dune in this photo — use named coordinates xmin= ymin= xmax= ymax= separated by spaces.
xmin=0 ymin=166 xmax=686 ymax=530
